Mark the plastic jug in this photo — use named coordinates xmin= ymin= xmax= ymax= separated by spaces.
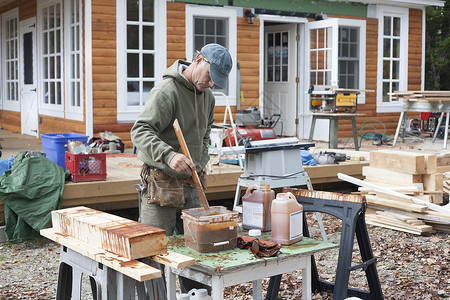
xmin=271 ymin=192 xmax=303 ymax=245
xmin=242 ymin=184 xmax=275 ymax=231
xmin=188 ymin=288 xmax=212 ymax=300
xmin=176 ymin=293 xmax=190 ymax=300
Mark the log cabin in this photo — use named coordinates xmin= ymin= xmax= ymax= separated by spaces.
xmin=0 ymin=0 xmax=445 ymax=147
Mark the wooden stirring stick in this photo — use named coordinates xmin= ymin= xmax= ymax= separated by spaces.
xmin=173 ymin=119 xmax=210 ymax=210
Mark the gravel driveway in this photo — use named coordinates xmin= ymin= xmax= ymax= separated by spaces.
xmin=0 ymin=212 xmax=449 ymax=299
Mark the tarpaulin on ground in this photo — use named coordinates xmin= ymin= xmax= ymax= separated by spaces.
xmin=0 ymin=152 xmax=65 ymax=242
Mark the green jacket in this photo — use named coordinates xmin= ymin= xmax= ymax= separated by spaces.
xmin=131 ymin=60 xmax=215 ymax=178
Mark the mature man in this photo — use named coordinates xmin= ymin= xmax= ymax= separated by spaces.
xmin=131 ymin=43 xmax=232 ymax=293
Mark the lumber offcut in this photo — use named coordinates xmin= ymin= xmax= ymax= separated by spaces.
xmin=51 ymin=206 xmax=166 ymax=259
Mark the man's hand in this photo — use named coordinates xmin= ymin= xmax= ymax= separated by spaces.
xmin=169 ymin=153 xmax=196 ymax=174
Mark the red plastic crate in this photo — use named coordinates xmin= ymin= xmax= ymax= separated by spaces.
xmin=65 ymin=152 xmax=107 ymax=182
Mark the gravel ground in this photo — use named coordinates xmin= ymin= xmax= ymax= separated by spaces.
xmin=1 ymin=211 xmax=449 ymax=300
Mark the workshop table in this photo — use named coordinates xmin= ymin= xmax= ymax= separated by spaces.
xmin=393 ymin=101 xmax=450 ymax=149
xmin=165 ymin=234 xmax=337 ymax=300
xmin=306 ymin=113 xmax=365 ymax=150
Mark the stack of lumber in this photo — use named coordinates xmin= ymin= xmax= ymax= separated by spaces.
xmin=41 ymin=206 xmax=195 ymax=281
xmin=391 ymin=91 xmax=450 ymax=102
xmin=360 ymin=150 xmax=450 ymax=235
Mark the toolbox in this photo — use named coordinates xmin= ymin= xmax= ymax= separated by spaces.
xmin=308 ymin=85 xmax=359 ymax=113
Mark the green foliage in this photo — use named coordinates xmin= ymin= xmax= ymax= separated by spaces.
xmin=425 ymin=0 xmax=450 ymax=90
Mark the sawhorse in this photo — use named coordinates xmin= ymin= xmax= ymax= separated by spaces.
xmin=56 ymin=246 xmax=166 ymax=300
xmin=266 ymin=189 xmax=383 ymax=300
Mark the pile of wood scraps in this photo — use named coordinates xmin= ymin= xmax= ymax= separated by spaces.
xmin=338 ymin=150 xmax=450 ymax=235
xmin=391 ymin=91 xmax=450 ymax=103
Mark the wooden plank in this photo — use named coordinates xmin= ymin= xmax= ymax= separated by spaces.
xmin=423 ymin=173 xmax=443 ymax=191
xmin=365 ymin=195 xmax=427 ymax=212
xmin=52 ymin=206 xmax=167 ymax=259
xmin=363 ymin=166 xmax=423 ymax=184
xmin=40 ymin=228 xmax=161 ymax=282
xmin=370 ymin=150 xmax=426 ymax=174
xmin=152 ymin=251 xmax=195 ymax=269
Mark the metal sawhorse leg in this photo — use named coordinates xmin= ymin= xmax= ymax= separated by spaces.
xmin=266 ymin=189 xmax=383 ymax=300
xmin=56 ymin=246 xmax=166 ymax=300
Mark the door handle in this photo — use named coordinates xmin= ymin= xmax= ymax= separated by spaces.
xmin=31 ymin=129 xmax=37 ymax=133
xmin=30 ymin=88 xmax=36 ymax=92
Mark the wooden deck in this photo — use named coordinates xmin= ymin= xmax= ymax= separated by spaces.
xmin=0 ymin=154 xmax=369 ymax=225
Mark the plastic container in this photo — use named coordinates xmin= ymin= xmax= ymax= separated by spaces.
xmin=181 ymin=206 xmax=239 ymax=253
xmin=242 ymin=184 xmax=275 ymax=231
xmin=188 ymin=289 xmax=212 ymax=300
xmin=65 ymin=152 xmax=107 ymax=182
xmin=271 ymin=192 xmax=303 ymax=245
xmin=40 ymin=133 xmax=89 ymax=169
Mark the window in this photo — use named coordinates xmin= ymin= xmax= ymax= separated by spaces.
xmin=266 ymin=31 xmax=289 ymax=82
xmin=185 ymin=4 xmax=237 ymax=106
xmin=376 ymin=6 xmax=408 ymax=112
xmin=38 ymin=0 xmax=64 ymax=117
xmin=307 ymin=18 xmax=366 ymax=103
xmin=339 ymin=27 xmax=359 ymax=89
xmin=116 ymin=0 xmax=166 ymax=122
xmin=2 ymin=8 xmax=19 ymax=111
xmin=65 ymin=0 xmax=83 ymax=120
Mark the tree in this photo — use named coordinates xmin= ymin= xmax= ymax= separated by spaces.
xmin=425 ymin=0 xmax=450 ymax=90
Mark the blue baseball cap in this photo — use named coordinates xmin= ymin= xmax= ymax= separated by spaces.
xmin=201 ymin=43 xmax=232 ymax=89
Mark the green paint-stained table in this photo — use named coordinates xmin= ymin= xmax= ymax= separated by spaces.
xmin=166 ymin=233 xmax=337 ymax=300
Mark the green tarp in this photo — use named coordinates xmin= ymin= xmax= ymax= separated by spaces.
xmin=0 ymin=152 xmax=65 ymax=242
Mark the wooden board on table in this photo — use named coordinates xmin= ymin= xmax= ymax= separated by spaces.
xmin=52 ymin=206 xmax=166 ymax=260
xmin=40 ymin=228 xmax=161 ymax=282
xmin=369 ymin=150 xmax=438 ymax=174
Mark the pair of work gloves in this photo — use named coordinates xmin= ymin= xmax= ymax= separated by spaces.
xmin=237 ymin=235 xmax=281 ymax=258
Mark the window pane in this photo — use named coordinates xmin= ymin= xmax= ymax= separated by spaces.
xmin=143 ymin=54 xmax=154 ymax=78
xmin=43 ymin=32 xmax=48 ymax=54
xmin=143 ymin=26 xmax=154 ymax=50
xmin=206 ymin=19 xmax=215 ymax=35
xmin=274 ymin=32 xmax=280 ymax=65
xmin=127 ymin=0 xmax=139 ymax=21
xmin=57 ymin=82 xmax=61 ymax=105
xmin=350 ymin=28 xmax=357 ymax=42
xmin=392 ymin=61 xmax=399 ymax=79
xmin=49 ymin=31 xmax=54 ymax=54
xmin=56 ymin=56 xmax=61 ymax=79
xmin=393 ymin=17 xmax=400 ymax=36
xmin=143 ymin=0 xmax=154 ymax=22
xmin=24 ymin=32 xmax=33 ymax=85
xmin=127 ymin=25 xmax=139 ymax=49
xmin=350 ymin=44 xmax=357 ymax=58
xmin=127 ymin=81 xmax=140 ymax=106
xmin=282 ymin=66 xmax=288 ymax=81
xmin=195 ymin=18 xmax=204 ymax=34
xmin=50 ymin=82 xmax=55 ymax=104
xmin=44 ymin=57 xmax=48 ymax=78
xmin=216 ymin=37 xmax=226 ymax=46
xmin=44 ymin=83 xmax=49 ymax=103
xmin=195 ymin=36 xmax=204 ymax=51
xmin=383 ymin=60 xmax=390 ymax=79
xmin=383 ymin=38 xmax=390 ymax=57
xmin=384 ymin=16 xmax=391 ymax=36
xmin=143 ymin=81 xmax=154 ymax=97
xmin=205 ymin=36 xmax=215 ymax=44
xmin=392 ymin=39 xmax=400 ymax=58
xmin=56 ymin=29 xmax=60 ymax=53
xmin=55 ymin=4 xmax=61 ymax=27
xmin=50 ymin=56 xmax=55 ymax=79
xmin=127 ymin=53 xmax=139 ymax=77
xmin=392 ymin=81 xmax=399 ymax=94
xmin=382 ymin=82 xmax=390 ymax=102
xmin=216 ymin=20 xmax=226 ymax=36
xmin=342 ymin=43 xmax=349 ymax=58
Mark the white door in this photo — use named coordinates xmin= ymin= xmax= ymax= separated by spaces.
xmin=20 ymin=18 xmax=38 ymax=137
xmin=301 ymin=19 xmax=339 ymax=141
xmin=264 ymin=24 xmax=298 ymax=137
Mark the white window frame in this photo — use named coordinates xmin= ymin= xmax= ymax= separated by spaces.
xmin=116 ymin=0 xmax=167 ymax=123
xmin=64 ymin=0 xmax=83 ymax=121
xmin=185 ymin=4 xmax=237 ymax=107
xmin=306 ymin=18 xmax=366 ymax=104
xmin=376 ymin=5 xmax=408 ymax=113
xmin=1 ymin=8 xmax=19 ymax=112
xmin=37 ymin=0 xmax=64 ymax=118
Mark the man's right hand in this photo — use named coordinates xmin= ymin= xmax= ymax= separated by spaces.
xmin=169 ymin=153 xmax=196 ymax=174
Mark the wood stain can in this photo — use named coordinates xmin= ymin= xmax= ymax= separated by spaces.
xmin=271 ymin=192 xmax=303 ymax=245
xmin=242 ymin=184 xmax=275 ymax=231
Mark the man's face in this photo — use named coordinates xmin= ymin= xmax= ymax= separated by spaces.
xmin=191 ymin=57 xmax=215 ymax=91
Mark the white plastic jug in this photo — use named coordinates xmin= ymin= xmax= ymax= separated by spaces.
xmin=176 ymin=293 xmax=190 ymax=300
xmin=188 ymin=288 xmax=212 ymax=300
